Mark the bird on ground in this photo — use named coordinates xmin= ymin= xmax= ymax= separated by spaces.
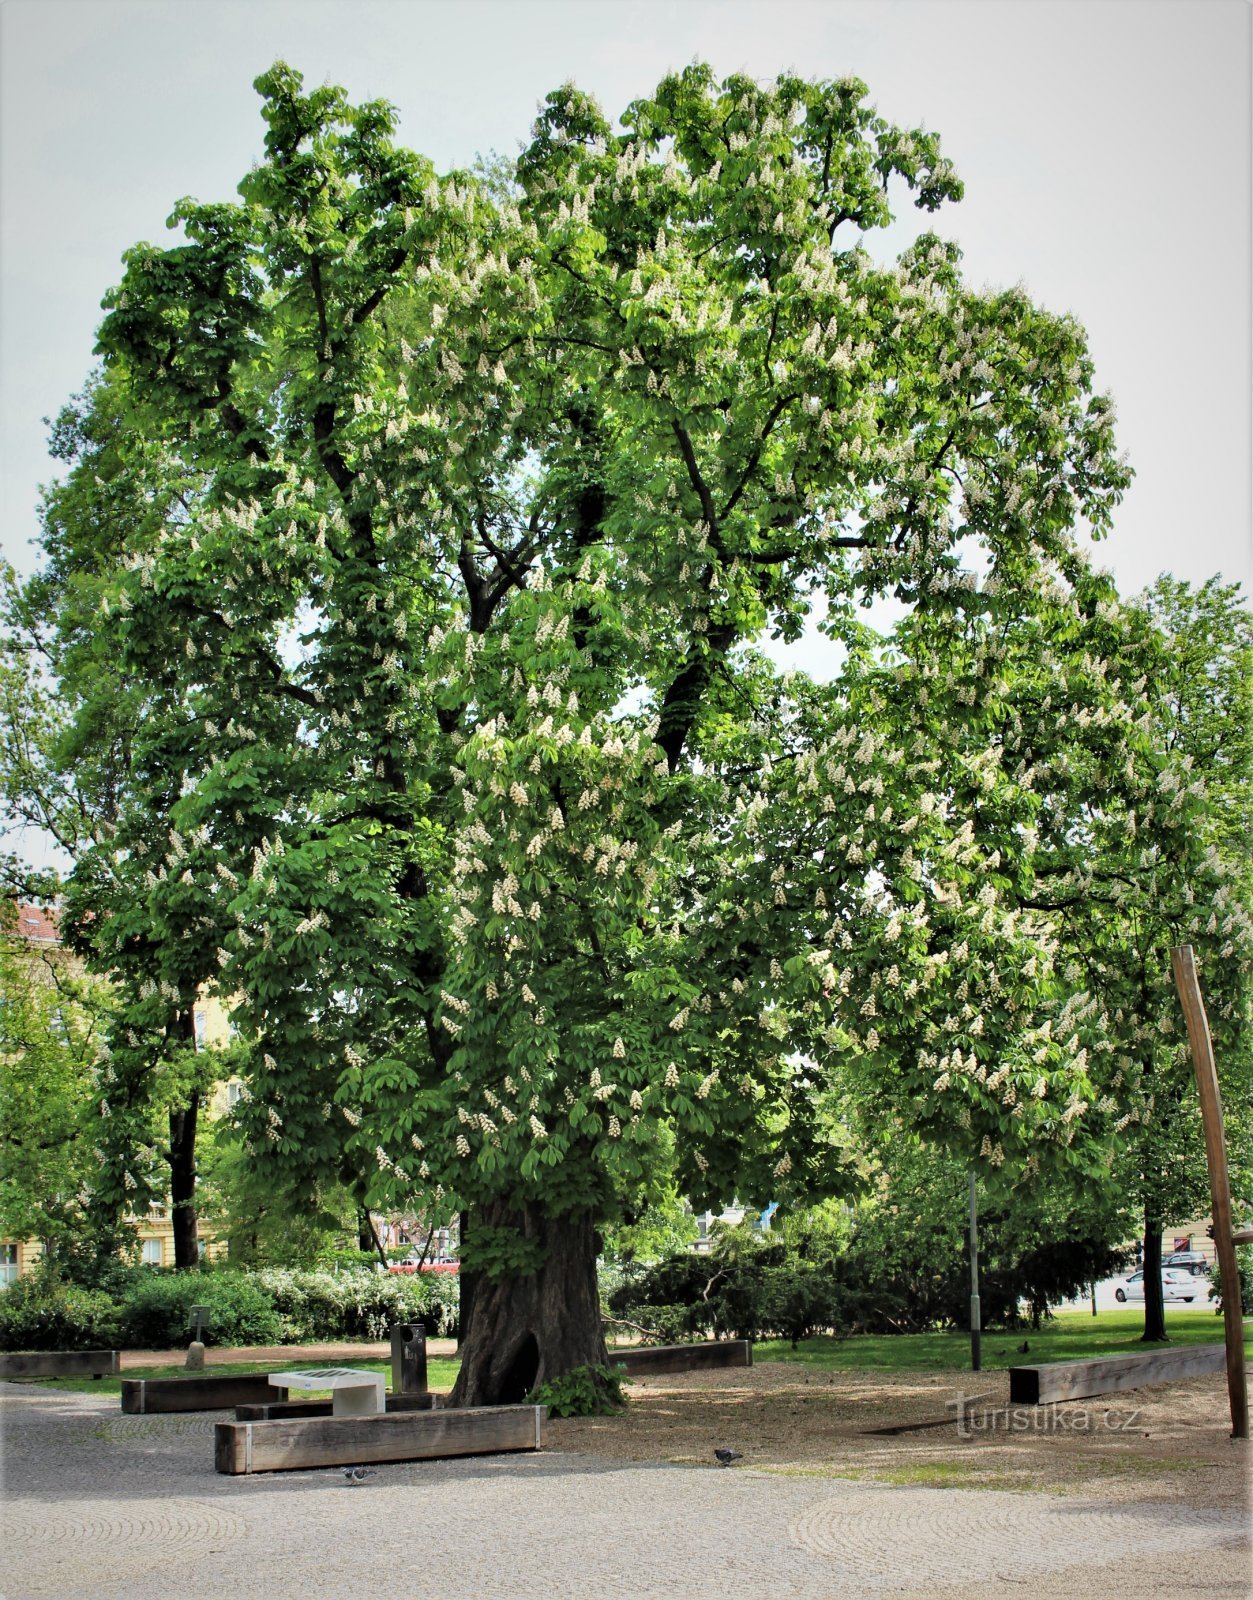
xmin=714 ymin=1448 xmax=742 ymax=1467
xmin=1018 ymin=1341 xmax=1030 ymax=1353
xmin=342 ymin=1465 xmax=377 ymax=1484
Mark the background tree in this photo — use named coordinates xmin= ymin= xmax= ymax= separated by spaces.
xmin=2 ymin=376 xmax=256 ymax=1268
xmin=47 ymin=62 xmax=1135 ymax=1403
xmin=0 ymin=913 xmax=114 ymax=1271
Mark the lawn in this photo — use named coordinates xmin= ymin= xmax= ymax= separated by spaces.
xmin=755 ymin=1308 xmax=1244 ymax=1372
xmin=14 ymin=1308 xmax=1244 ymax=1394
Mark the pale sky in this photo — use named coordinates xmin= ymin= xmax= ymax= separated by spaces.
xmin=1 ymin=0 xmax=1249 ymax=605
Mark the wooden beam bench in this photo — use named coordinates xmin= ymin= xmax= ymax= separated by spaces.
xmin=0 ymin=1350 xmax=119 ymax=1380
xmin=122 ymin=1373 xmax=289 ymax=1414
xmin=609 ymin=1339 xmax=752 ymax=1377
xmin=236 ymin=1393 xmax=439 ymax=1421
xmin=215 ymin=1403 xmax=544 ymax=1475
xmin=1009 ymin=1343 xmax=1228 ymax=1406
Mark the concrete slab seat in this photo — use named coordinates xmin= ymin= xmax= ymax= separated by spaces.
xmin=0 ymin=1351 xmax=119 ymax=1380
xmin=609 ymin=1339 xmax=752 ymax=1377
xmin=1009 ymin=1343 xmax=1227 ymax=1406
xmin=215 ymin=1403 xmax=545 ymax=1475
xmin=268 ymin=1366 xmax=385 ymax=1416
xmin=122 ymin=1373 xmax=290 ymax=1414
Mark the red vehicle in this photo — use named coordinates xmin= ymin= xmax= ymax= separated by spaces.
xmin=388 ymin=1257 xmax=459 ymax=1274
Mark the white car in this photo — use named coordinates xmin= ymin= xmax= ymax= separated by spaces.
xmin=1114 ymin=1268 xmax=1200 ymax=1303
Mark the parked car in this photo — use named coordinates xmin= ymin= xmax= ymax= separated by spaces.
xmin=1162 ymin=1251 xmax=1210 ymax=1276
xmin=387 ymin=1256 xmax=459 ymax=1274
xmin=1114 ymin=1268 xmax=1201 ymax=1303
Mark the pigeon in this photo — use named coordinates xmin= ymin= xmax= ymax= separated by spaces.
xmin=342 ymin=1465 xmax=377 ymax=1484
xmin=714 ymin=1448 xmax=743 ymax=1467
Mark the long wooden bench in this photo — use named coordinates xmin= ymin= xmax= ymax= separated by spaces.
xmin=1009 ymin=1343 xmax=1227 ymax=1406
xmin=235 ymin=1392 xmax=439 ymax=1421
xmin=122 ymin=1373 xmax=288 ymax=1414
xmin=0 ymin=1350 xmax=119 ymax=1380
xmin=609 ymin=1339 xmax=752 ymax=1377
xmin=215 ymin=1403 xmax=544 ymax=1474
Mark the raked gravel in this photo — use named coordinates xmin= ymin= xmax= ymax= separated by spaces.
xmin=2 ymin=1382 xmax=1249 ymax=1599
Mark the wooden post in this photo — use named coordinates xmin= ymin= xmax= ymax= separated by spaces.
xmin=969 ymin=1170 xmax=981 ymax=1373
xmin=1171 ymin=944 xmax=1249 ymax=1440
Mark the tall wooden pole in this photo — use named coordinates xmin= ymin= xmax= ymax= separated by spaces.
xmin=969 ymin=1170 xmax=982 ymax=1373
xmin=1170 ymin=944 xmax=1249 ymax=1440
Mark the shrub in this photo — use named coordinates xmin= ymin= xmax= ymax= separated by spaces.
xmin=1208 ymin=1246 xmax=1252 ymax=1314
xmin=114 ymin=1271 xmax=282 ymax=1349
xmin=0 ymin=1273 xmax=120 ymax=1351
xmin=252 ymin=1266 xmax=458 ymax=1342
xmin=528 ymin=1363 xmax=626 ymax=1417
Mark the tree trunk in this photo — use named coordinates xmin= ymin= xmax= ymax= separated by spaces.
xmin=449 ymin=1200 xmax=608 ymax=1408
xmin=169 ymin=1088 xmax=200 ymax=1270
xmin=1141 ymin=1205 xmax=1167 ymax=1342
xmin=358 ymin=1207 xmax=389 ymax=1266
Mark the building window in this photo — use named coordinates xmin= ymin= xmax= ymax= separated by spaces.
xmin=0 ymin=1244 xmax=18 ymax=1286
xmin=142 ymin=1238 xmax=163 ymax=1268
xmin=194 ymin=1010 xmax=208 ymax=1051
xmin=227 ymin=1081 xmax=243 ymax=1108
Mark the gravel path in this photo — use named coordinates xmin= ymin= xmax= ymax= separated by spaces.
xmin=3 ymin=1383 xmax=1249 ymax=1598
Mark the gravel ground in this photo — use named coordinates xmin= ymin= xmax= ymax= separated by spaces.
xmin=2 ymin=1365 xmax=1249 ymax=1599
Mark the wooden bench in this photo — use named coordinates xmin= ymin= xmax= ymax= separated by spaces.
xmin=215 ymin=1403 xmax=544 ymax=1474
xmin=236 ymin=1393 xmax=438 ymax=1421
xmin=0 ymin=1350 xmax=119 ymax=1380
xmin=609 ymin=1339 xmax=752 ymax=1377
xmin=1009 ymin=1344 xmax=1228 ymax=1405
xmin=122 ymin=1373 xmax=288 ymax=1414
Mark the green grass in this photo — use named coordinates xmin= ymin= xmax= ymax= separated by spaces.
xmin=19 ymin=1354 xmax=462 ymax=1397
xmin=15 ymin=1307 xmax=1245 ymax=1395
xmin=755 ymin=1308 xmax=1246 ymax=1373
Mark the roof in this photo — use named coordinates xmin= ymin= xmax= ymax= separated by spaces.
xmin=12 ymin=903 xmax=61 ymax=945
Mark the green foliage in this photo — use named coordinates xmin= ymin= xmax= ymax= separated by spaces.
xmin=0 ymin=1272 xmax=121 ymax=1351
xmin=528 ymin=1362 xmax=627 ymax=1417
xmin=113 ymin=1270 xmax=283 ymax=1348
xmin=250 ymin=1265 xmax=457 ymax=1340
xmin=600 ymin=1193 xmax=700 ymax=1266
xmin=0 ymin=1263 xmax=457 ymax=1350
xmin=611 ymin=1177 xmax=1132 ymax=1342
xmin=609 ymin=1222 xmax=854 ymax=1344
xmin=0 ymin=934 xmax=114 ymax=1264
xmin=1208 ymin=1246 xmax=1252 ymax=1315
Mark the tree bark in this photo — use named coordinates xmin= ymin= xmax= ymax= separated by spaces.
xmin=449 ymin=1199 xmax=608 ymax=1408
xmin=169 ymin=1088 xmax=200 ymax=1270
xmin=1141 ymin=1205 xmax=1167 ymax=1342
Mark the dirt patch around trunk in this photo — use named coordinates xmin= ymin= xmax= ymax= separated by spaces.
xmin=546 ymin=1362 xmax=1252 ymax=1508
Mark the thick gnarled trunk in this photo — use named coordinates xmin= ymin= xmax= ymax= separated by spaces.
xmin=451 ymin=1201 xmax=607 ymax=1408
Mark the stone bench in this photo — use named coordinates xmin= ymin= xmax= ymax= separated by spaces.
xmin=215 ymin=1403 xmax=544 ymax=1475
